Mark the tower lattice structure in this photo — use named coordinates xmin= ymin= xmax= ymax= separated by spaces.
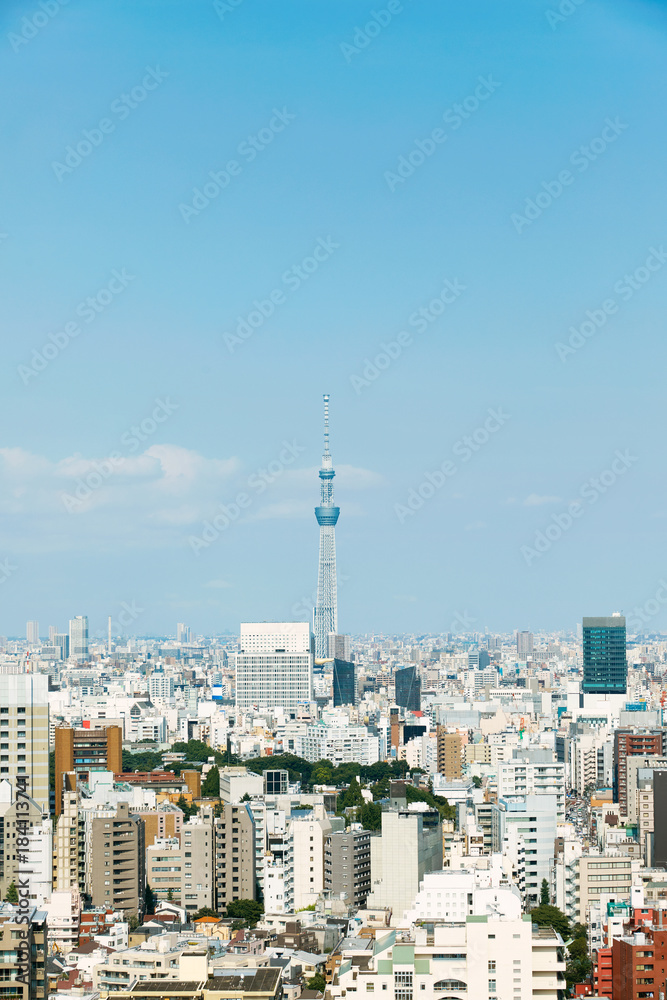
xmin=314 ymin=394 xmax=339 ymax=658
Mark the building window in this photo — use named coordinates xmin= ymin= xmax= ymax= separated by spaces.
xmin=488 ymin=961 xmax=496 ymax=972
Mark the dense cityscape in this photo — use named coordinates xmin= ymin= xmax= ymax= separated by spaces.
xmin=5 ymin=3 xmax=665 ymax=1000
xmin=2 ymin=397 xmax=666 ymax=1000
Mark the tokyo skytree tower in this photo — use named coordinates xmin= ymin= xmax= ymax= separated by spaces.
xmin=314 ymin=394 xmax=340 ymax=659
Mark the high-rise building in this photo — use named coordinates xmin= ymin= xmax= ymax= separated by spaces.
xmin=314 ymin=394 xmax=340 ymax=659
xmin=176 ymin=622 xmax=191 ymax=643
xmin=149 ymin=670 xmax=175 ymax=702
xmin=328 ymin=633 xmax=350 ymax=660
xmin=213 ymin=802 xmax=256 ymax=911
xmin=582 ymin=614 xmax=627 ymax=694
xmin=26 ymin=620 xmax=39 ymax=644
xmin=517 ymin=630 xmax=533 ymax=657
xmin=333 ymin=658 xmax=356 ymax=706
xmin=235 ymin=622 xmax=313 ymax=713
xmin=324 ymin=827 xmax=371 ymax=906
xmin=89 ymin=802 xmax=145 ymax=916
xmin=54 ymin=725 xmax=123 ymax=814
xmin=395 ymin=665 xmax=421 ymax=712
xmin=0 ymin=674 xmax=49 ymax=814
xmin=437 ymin=727 xmax=464 ymax=779
xmin=48 ymin=625 xmax=57 ymax=642
xmin=69 ymin=615 xmax=89 ymax=659
xmin=54 ymin=633 xmax=70 ymax=659
xmin=613 ymin=729 xmax=667 ymax=814
xmin=366 ymin=808 xmax=443 ymax=919
xmin=146 ymin=810 xmax=214 ymax=914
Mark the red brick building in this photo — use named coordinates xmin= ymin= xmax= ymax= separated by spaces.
xmin=611 ymin=927 xmax=667 ymax=1000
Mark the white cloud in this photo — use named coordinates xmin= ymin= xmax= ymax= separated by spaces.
xmin=523 ymin=493 xmax=562 ymax=506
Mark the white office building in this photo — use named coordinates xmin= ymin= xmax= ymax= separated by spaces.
xmin=69 ymin=615 xmax=89 ymax=659
xmin=295 ymin=723 xmax=379 ymax=765
xmin=236 ymin=622 xmax=313 ymax=713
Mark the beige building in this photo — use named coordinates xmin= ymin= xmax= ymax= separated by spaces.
xmin=146 ymin=810 xmax=214 ymax=914
xmin=437 ymin=728 xmax=464 ymax=779
xmin=53 ymin=785 xmax=83 ymax=892
xmin=575 ymin=855 xmax=634 ymax=924
xmin=90 ymin=802 xmax=145 ymax=917
xmin=0 ymin=674 xmax=49 ymax=814
xmin=0 ymin=907 xmax=48 ymax=1000
xmin=214 ymin=802 xmax=256 ymax=911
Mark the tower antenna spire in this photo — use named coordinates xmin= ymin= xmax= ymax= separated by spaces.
xmin=323 ymin=393 xmax=330 ymax=456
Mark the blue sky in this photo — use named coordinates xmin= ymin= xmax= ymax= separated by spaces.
xmin=2 ymin=0 xmax=667 ymax=638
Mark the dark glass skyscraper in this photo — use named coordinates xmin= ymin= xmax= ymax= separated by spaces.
xmin=395 ymin=665 xmax=421 ymax=712
xmin=582 ymin=615 xmax=627 ymax=694
xmin=333 ymin=658 xmax=356 ymax=706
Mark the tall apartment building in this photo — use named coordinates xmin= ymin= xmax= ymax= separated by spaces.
xmin=89 ymin=802 xmax=145 ymax=917
xmin=366 ymin=808 xmax=443 ymax=920
xmin=26 ymin=620 xmax=39 ymax=644
xmin=146 ymin=814 xmax=214 ymax=915
xmin=324 ymin=827 xmax=371 ymax=907
xmin=582 ymin=614 xmax=627 ymax=694
xmin=53 ymin=786 xmax=85 ymax=892
xmin=69 ymin=615 xmax=89 ymax=659
xmin=613 ymin=729 xmax=666 ymax=815
xmin=54 ymin=724 xmax=123 ymax=814
xmin=517 ymin=630 xmax=534 ymax=657
xmin=333 ymin=659 xmax=356 ymax=706
xmin=437 ymin=728 xmax=464 ymax=779
xmin=395 ymin=665 xmax=421 ymax=712
xmin=0 ymin=788 xmax=45 ymax=901
xmin=0 ymin=908 xmax=48 ymax=1000
xmin=213 ymin=802 xmax=256 ymax=912
xmin=149 ymin=670 xmax=175 ymax=702
xmin=497 ymin=756 xmax=566 ymax=821
xmin=0 ymin=673 xmax=49 ymax=814
xmin=236 ymin=622 xmax=313 ymax=713
xmin=492 ymin=795 xmax=557 ymax=909
xmin=292 ymin=807 xmax=331 ymax=910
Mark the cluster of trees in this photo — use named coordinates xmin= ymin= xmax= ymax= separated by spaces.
xmin=119 ymin=742 xmax=456 ymax=822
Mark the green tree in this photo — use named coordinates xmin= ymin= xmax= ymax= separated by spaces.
xmin=565 ymin=923 xmax=591 ymax=991
xmin=177 ymin=793 xmax=198 ymax=819
xmin=529 ymin=904 xmax=570 ymax=940
xmin=358 ymin=801 xmax=382 ymax=831
xmin=225 ymin=899 xmax=264 ymax=927
xmin=338 ymin=775 xmax=364 ymax=811
xmin=167 ymin=888 xmax=174 ymax=901
xmin=144 ymin=883 xmax=156 ymax=915
xmin=472 ymin=775 xmax=482 ymax=789
xmin=5 ymin=881 xmax=18 ymax=904
xmin=540 ymin=879 xmax=550 ymax=906
xmin=240 ymin=792 xmax=251 ymax=802
xmin=306 ymin=973 xmax=326 ymax=992
xmin=202 ymin=766 xmax=220 ymax=797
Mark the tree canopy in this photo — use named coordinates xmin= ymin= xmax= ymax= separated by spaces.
xmin=225 ymin=899 xmax=264 ymax=927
